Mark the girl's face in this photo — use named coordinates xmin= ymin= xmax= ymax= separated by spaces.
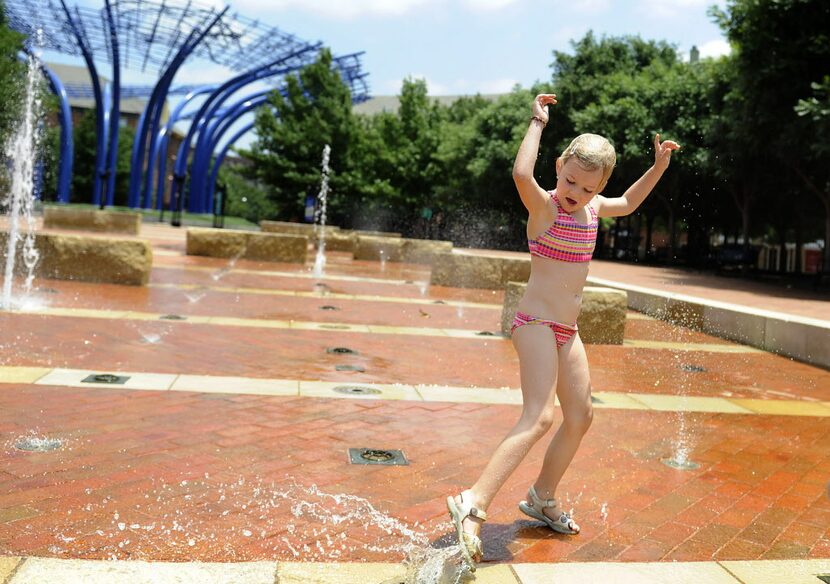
xmin=555 ymin=157 xmax=606 ymax=212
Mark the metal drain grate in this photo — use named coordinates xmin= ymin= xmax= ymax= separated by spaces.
xmin=348 ymin=448 xmax=408 ymax=466
xmin=432 ymin=300 xmax=446 ymax=304
xmin=680 ymin=364 xmax=706 ymax=373
xmin=82 ymin=374 xmax=130 ymax=385
xmin=320 ymin=305 xmax=340 ymax=311
xmin=14 ymin=437 xmax=64 ymax=452
xmin=333 ymin=385 xmax=380 ymax=396
xmin=320 ymin=324 xmax=349 ymax=330
xmin=476 ymin=331 xmax=495 ymax=336
xmin=160 ymin=314 xmax=187 ymax=321
xmin=335 ymin=365 xmax=366 ymax=372
xmin=591 ymin=396 xmax=603 ymax=404
xmin=327 ymin=347 xmax=359 ymax=355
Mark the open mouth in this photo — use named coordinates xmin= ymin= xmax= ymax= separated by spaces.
xmin=565 ymin=197 xmax=578 ymax=206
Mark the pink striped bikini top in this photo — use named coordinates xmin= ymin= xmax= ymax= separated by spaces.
xmin=528 ymin=191 xmax=598 ymax=263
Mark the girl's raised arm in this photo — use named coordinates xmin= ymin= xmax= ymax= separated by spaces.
xmin=513 ymin=94 xmax=557 ymax=215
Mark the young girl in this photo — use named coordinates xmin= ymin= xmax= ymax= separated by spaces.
xmin=446 ymin=93 xmax=680 ymax=570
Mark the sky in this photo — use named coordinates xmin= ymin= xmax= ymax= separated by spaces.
xmin=50 ymin=0 xmax=730 ymax=95
xmin=41 ymin=0 xmax=730 ymax=145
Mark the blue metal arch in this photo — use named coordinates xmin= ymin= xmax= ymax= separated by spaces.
xmin=58 ymin=0 xmax=107 ymax=206
xmin=169 ymin=44 xmax=321 ymax=223
xmin=151 ymin=85 xmax=218 ymax=213
xmin=102 ymin=0 xmax=120 ymax=207
xmin=38 ymin=61 xmax=73 ymax=203
xmin=201 ymin=94 xmax=270 ymax=214
xmin=128 ymin=7 xmax=228 ymax=208
xmin=207 ymin=120 xmax=255 ymax=216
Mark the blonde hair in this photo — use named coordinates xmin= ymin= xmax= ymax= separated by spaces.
xmin=559 ymin=133 xmax=617 ymax=183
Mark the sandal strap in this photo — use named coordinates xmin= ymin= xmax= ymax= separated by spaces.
xmin=528 ymin=485 xmax=557 ymax=510
xmin=457 ymin=491 xmax=488 ymax=522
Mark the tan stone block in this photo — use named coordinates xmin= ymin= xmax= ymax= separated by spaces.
xmin=501 ymin=256 xmax=531 ymax=285
xmin=430 ymin=251 xmax=503 ymax=289
xmin=43 ymin=205 xmax=141 ymax=235
xmin=260 ymin=220 xmax=334 ymax=235
xmin=352 ymin=229 xmax=401 ymax=237
xmin=500 ymin=282 xmax=627 ymax=344
xmin=186 ymin=227 xmax=249 ymax=258
xmin=322 ymin=230 xmax=357 ymax=252
xmin=501 ymin=281 xmax=526 ymax=335
xmin=666 ymin=298 xmax=706 ymax=330
xmin=399 ymin=238 xmax=453 ymax=263
xmin=21 ymin=233 xmax=152 ymax=286
xmin=577 ymin=286 xmax=627 ymax=344
xmin=245 ymin=232 xmax=308 ymax=263
xmin=354 ymin=235 xmax=403 ymax=261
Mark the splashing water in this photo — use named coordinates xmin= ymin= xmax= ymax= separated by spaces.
xmin=312 ymin=144 xmax=332 ymax=278
xmin=31 ymin=477 xmax=473 ymax=582
xmin=211 ymin=252 xmax=243 ymax=281
xmin=1 ymin=51 xmax=44 ymax=310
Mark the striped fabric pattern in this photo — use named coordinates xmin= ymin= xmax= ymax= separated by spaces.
xmin=511 ymin=311 xmax=578 ymax=348
xmin=528 ymin=192 xmax=598 ymax=263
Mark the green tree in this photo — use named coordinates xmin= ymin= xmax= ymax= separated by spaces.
xmin=712 ymin=0 xmax=830 ymax=270
xmin=0 ymin=1 xmax=25 ymax=149
xmin=71 ymin=110 xmax=135 ymax=206
xmin=245 ymin=49 xmax=367 ymax=225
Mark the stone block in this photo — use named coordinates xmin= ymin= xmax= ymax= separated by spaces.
xmin=245 ymin=232 xmax=309 ymax=263
xmin=400 ymin=238 xmax=453 ymax=264
xmin=322 ymin=231 xmax=357 ymax=253
xmin=1 ymin=232 xmax=152 ymax=286
xmin=353 ymin=229 xmax=401 ymax=237
xmin=260 ymin=220 xmax=340 ymax=236
xmin=500 ymin=281 xmax=627 ymax=344
xmin=500 ymin=257 xmax=531 ymax=286
xmin=431 ymin=251 xmax=503 ymax=289
xmin=43 ymin=205 xmax=142 ymax=235
xmin=500 ymin=281 xmax=525 ymax=335
xmin=354 ymin=235 xmax=403 ymax=262
xmin=578 ymin=286 xmax=628 ymax=344
xmin=665 ymin=298 xmax=706 ymax=330
xmin=186 ymin=228 xmax=249 ymax=258
xmin=186 ymin=228 xmax=308 ymax=263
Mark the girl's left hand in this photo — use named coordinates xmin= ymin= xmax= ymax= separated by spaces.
xmin=654 ymin=134 xmax=680 ymax=170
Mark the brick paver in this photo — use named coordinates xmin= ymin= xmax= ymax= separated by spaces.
xmin=0 ymin=222 xmax=828 ymax=572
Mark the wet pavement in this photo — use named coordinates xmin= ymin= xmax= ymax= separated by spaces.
xmin=0 ymin=223 xmax=829 ymax=581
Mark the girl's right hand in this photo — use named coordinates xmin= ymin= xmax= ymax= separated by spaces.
xmin=532 ymin=94 xmax=558 ymax=124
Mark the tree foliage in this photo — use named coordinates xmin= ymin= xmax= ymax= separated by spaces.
xmin=224 ymin=11 xmax=828 ymax=270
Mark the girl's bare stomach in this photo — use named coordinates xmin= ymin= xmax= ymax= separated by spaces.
xmin=516 ymin=256 xmax=590 ymax=325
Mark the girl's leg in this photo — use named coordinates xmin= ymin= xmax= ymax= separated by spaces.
xmin=455 ymin=324 xmax=559 ymax=539
xmin=532 ymin=333 xmax=593 ymax=518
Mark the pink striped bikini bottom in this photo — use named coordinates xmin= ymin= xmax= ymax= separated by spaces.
xmin=511 ymin=310 xmax=578 ymax=349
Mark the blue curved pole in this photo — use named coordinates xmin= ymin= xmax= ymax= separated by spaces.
xmin=38 ymin=62 xmax=73 ymax=203
xmin=186 ymin=53 xmax=320 ymax=213
xmin=170 ymin=43 xmax=321 ymax=222
xmin=193 ymin=90 xmax=271 ymax=209
xmin=207 ymin=120 xmax=255 ymax=215
xmin=153 ymin=85 xmax=218 ymax=213
xmin=58 ymin=0 xmax=105 ymax=205
xmin=128 ymin=7 xmax=229 ymax=209
xmin=200 ymin=94 xmax=271 ymax=213
xmin=103 ymin=0 xmax=120 ymax=208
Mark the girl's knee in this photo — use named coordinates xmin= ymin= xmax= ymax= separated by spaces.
xmin=520 ymin=407 xmax=557 ymax=438
xmin=563 ymin=404 xmax=593 ymax=435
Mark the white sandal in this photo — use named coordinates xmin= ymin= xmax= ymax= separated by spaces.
xmin=446 ymin=490 xmax=487 ymax=571
xmin=518 ymin=485 xmax=580 ymax=534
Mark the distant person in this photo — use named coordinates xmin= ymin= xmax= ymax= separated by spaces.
xmin=446 ymin=94 xmax=679 ymax=571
